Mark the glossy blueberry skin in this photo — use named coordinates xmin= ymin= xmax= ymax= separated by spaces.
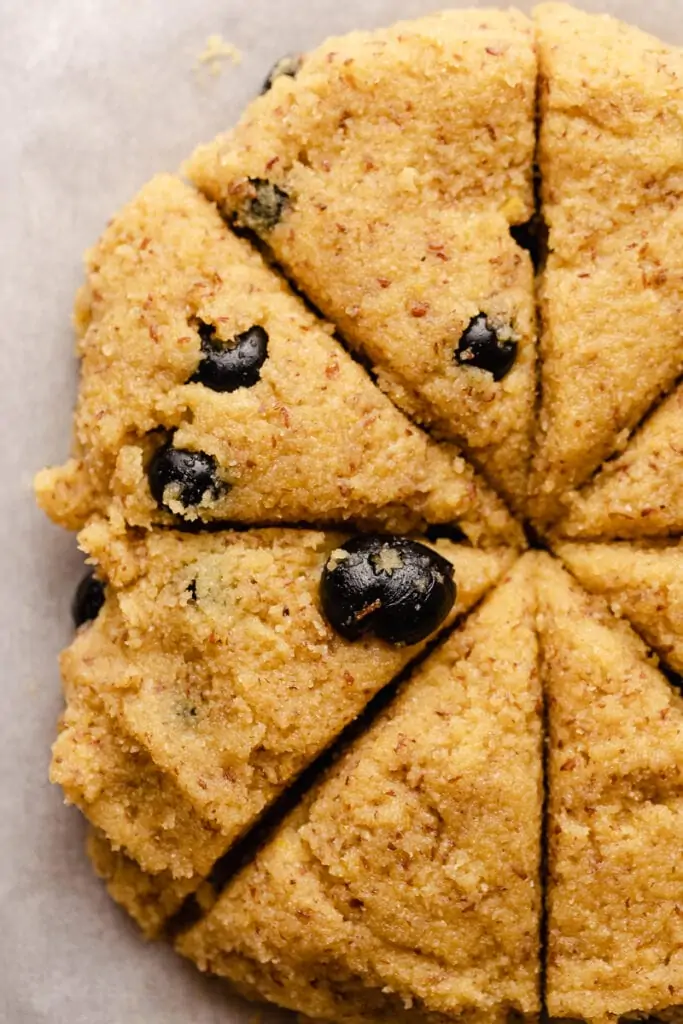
xmin=148 ymin=445 xmax=222 ymax=512
xmin=72 ymin=571 xmax=105 ymax=628
xmin=454 ymin=313 xmax=517 ymax=382
xmin=190 ymin=323 xmax=269 ymax=393
xmin=320 ymin=535 xmax=456 ymax=646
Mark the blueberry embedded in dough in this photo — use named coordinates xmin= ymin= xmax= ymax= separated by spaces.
xmin=177 ymin=557 xmax=542 ymax=1022
xmin=320 ymin=534 xmax=456 ymax=645
xmin=529 ymin=3 xmax=683 ymax=522
xmin=72 ymin=570 xmax=105 ymax=627
xmin=52 ymin=526 xmax=513 ymax=888
xmin=236 ymin=178 xmax=289 ymax=233
xmin=509 ymin=216 xmax=546 ymax=270
xmin=147 ymin=444 xmax=223 ymax=513
xmin=454 ymin=314 xmax=518 ymax=382
xmin=189 ymin=321 xmax=269 ymax=393
xmin=185 ymin=11 xmax=538 ymax=509
xmin=33 ymin=174 xmax=524 ymax=545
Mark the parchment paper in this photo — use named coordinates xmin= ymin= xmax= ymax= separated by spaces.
xmin=1 ymin=1 xmax=680 ymax=1021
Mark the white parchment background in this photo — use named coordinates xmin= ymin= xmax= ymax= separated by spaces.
xmin=1 ymin=1 xmax=680 ymax=1021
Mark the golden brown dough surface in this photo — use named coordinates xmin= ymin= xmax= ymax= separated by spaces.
xmin=186 ymin=10 xmax=538 ymax=510
xmin=34 ymin=174 xmax=520 ymax=548
xmin=178 ymin=558 xmax=543 ymax=1024
xmin=539 ymin=556 xmax=683 ymax=1022
xmin=531 ymin=4 xmax=683 ymax=522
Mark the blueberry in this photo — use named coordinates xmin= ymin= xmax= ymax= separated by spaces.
xmin=509 ymin=220 xmax=537 ymax=256
xmin=237 ymin=178 xmax=289 ymax=233
xmin=72 ymin=571 xmax=105 ymax=628
xmin=148 ymin=444 xmax=222 ymax=512
xmin=261 ymin=54 xmax=302 ymax=93
xmin=454 ymin=314 xmax=517 ymax=382
xmin=510 ymin=216 xmax=547 ymax=270
xmin=320 ymin=535 xmax=456 ymax=646
xmin=190 ymin=322 xmax=268 ymax=393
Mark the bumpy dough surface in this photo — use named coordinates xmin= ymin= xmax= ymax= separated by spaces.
xmin=556 ymin=383 xmax=683 ymax=541
xmin=178 ymin=558 xmax=542 ymax=1023
xmin=530 ymin=3 xmax=683 ymax=521
xmin=36 ymin=5 xmax=683 ymax=1021
xmin=33 ymin=174 xmax=520 ymax=548
xmin=86 ymin=828 xmax=204 ymax=939
xmin=53 ymin=674 xmax=227 ymax=880
xmin=555 ymin=540 xmax=683 ymax=676
xmin=53 ymin=521 xmax=512 ymax=890
xmin=538 ymin=555 xmax=683 ymax=1022
xmin=185 ymin=10 xmax=537 ymax=510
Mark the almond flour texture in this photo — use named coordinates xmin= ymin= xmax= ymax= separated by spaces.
xmin=538 ymin=556 xmax=683 ymax=1023
xmin=186 ymin=10 xmax=538 ymax=512
xmin=555 ymin=540 xmax=683 ymax=675
xmin=556 ymin=383 xmax=683 ymax=541
xmin=34 ymin=5 xmax=683 ymax=1024
xmin=530 ymin=4 xmax=683 ymax=523
xmin=34 ymin=175 xmax=519 ymax=549
xmin=86 ymin=827 xmax=203 ymax=939
xmin=53 ymin=521 xmax=511 ymax=926
xmin=178 ymin=559 xmax=543 ymax=1024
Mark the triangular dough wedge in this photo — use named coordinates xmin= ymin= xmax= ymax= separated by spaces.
xmin=34 ymin=174 xmax=520 ymax=548
xmin=556 ymin=384 xmax=683 ymax=540
xmin=52 ymin=678 xmax=228 ymax=880
xmin=86 ymin=828 xmax=203 ymax=940
xmin=538 ymin=555 xmax=683 ymax=1021
xmin=177 ymin=557 xmax=543 ymax=1024
xmin=185 ymin=12 xmax=538 ymax=509
xmin=530 ymin=4 xmax=683 ymax=521
xmin=53 ymin=521 xmax=513 ymax=894
xmin=555 ymin=539 xmax=683 ymax=676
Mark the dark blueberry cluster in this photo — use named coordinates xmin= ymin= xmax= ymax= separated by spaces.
xmin=454 ymin=314 xmax=517 ymax=382
xmin=148 ymin=445 xmax=223 ymax=512
xmin=72 ymin=570 xmax=106 ymax=627
xmin=145 ymin=321 xmax=269 ymax=518
xmin=190 ymin=321 xmax=269 ymax=393
xmin=319 ymin=535 xmax=456 ymax=646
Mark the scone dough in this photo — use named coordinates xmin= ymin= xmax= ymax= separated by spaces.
xmin=34 ymin=174 xmax=521 ymax=548
xmin=555 ymin=539 xmax=683 ymax=676
xmin=53 ymin=522 xmax=512 ymax=903
xmin=556 ymin=384 xmax=683 ymax=541
xmin=530 ymin=3 xmax=683 ymax=522
xmin=178 ymin=558 xmax=543 ymax=1024
xmin=539 ymin=555 xmax=683 ymax=1022
xmin=186 ymin=10 xmax=538 ymax=510
xmin=35 ymin=6 xmax=683 ymax=1021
